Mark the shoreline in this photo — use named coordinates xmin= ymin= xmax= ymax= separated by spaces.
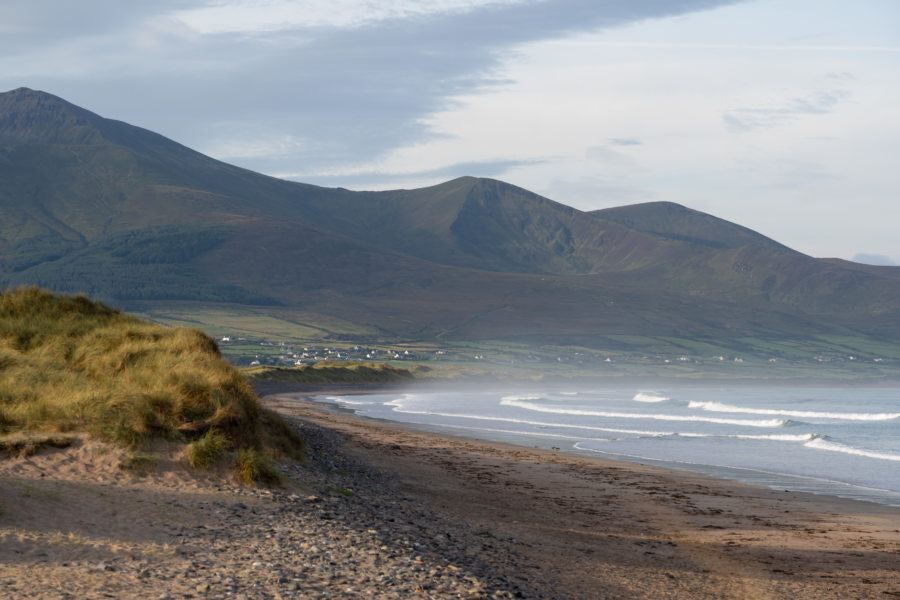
xmin=283 ymin=385 xmax=900 ymax=510
xmin=264 ymin=389 xmax=900 ymax=599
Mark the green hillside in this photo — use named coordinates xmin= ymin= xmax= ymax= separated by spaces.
xmin=2 ymin=87 xmax=900 ymax=360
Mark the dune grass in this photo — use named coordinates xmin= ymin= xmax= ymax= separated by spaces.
xmin=0 ymin=286 xmax=302 ymax=483
xmin=185 ymin=428 xmax=229 ymax=470
xmin=0 ymin=432 xmax=76 ymax=458
xmin=233 ymin=447 xmax=284 ymax=486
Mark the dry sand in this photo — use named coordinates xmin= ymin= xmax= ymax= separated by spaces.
xmin=1 ymin=388 xmax=898 ymax=599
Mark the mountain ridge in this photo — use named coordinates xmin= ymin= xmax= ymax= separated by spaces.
xmin=2 ymin=87 xmax=899 ymax=355
xmin=591 ymin=201 xmax=794 ymax=252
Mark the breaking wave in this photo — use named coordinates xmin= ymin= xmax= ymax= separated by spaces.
xmin=677 ymin=432 xmax=820 ymax=442
xmin=804 ymin=438 xmax=900 ymax=462
xmin=384 ymin=404 xmax=668 ymax=436
xmin=688 ymin=401 xmax=900 ymax=421
xmin=500 ymin=397 xmax=788 ymax=428
xmin=325 ymin=395 xmax=376 ymax=406
xmin=633 ymin=392 xmax=670 ymax=403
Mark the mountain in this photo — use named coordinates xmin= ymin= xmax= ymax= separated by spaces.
xmin=591 ymin=201 xmax=790 ymax=251
xmin=2 ymin=87 xmax=900 ymax=359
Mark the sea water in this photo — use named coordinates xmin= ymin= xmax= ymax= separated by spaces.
xmin=310 ymin=385 xmax=900 ymax=507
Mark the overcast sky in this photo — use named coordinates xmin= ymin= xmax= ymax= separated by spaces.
xmin=2 ymin=0 xmax=898 ymax=263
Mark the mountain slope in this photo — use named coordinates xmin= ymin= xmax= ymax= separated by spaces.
xmin=302 ymin=177 xmax=704 ymax=275
xmin=591 ymin=201 xmax=792 ymax=251
xmin=2 ymin=87 xmax=900 ymax=351
xmin=590 ymin=201 xmax=900 ymax=317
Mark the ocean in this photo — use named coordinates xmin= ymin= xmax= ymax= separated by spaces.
xmin=310 ymin=384 xmax=900 ymax=507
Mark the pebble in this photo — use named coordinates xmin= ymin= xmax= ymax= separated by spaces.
xmin=6 ymin=419 xmax=552 ymax=600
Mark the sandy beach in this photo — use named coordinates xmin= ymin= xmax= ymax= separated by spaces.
xmin=266 ymin=392 xmax=900 ymax=599
xmin=1 ymin=388 xmax=899 ymax=599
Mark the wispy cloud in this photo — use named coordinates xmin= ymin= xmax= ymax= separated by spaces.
xmin=723 ymin=89 xmax=852 ymax=133
xmin=735 ymin=156 xmax=841 ymax=190
xmin=585 ymin=146 xmax=640 ymax=169
xmin=575 ymin=41 xmax=900 ymax=52
xmin=285 ymin=158 xmax=544 ymax=188
xmin=608 ymin=138 xmax=642 ymax=146
xmin=544 ymin=175 xmax=654 ymax=208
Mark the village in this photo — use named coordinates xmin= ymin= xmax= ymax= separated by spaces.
xmin=218 ymin=337 xmax=430 ymax=367
xmin=215 ymin=335 xmax=888 ymax=377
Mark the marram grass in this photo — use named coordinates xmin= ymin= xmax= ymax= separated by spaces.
xmin=186 ymin=428 xmax=229 ymax=470
xmin=233 ymin=447 xmax=285 ymax=486
xmin=0 ymin=286 xmax=302 ymax=483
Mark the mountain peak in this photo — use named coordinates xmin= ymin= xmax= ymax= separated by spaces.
xmin=0 ymin=87 xmax=111 ymax=145
xmin=592 ymin=200 xmax=793 ymax=252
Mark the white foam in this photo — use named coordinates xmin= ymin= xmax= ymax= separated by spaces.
xmin=383 ymin=393 xmax=419 ymax=408
xmin=676 ymin=432 xmax=819 ymax=442
xmin=500 ymin=394 xmax=546 ymax=402
xmin=385 ymin=405 xmax=669 ymax=436
xmin=688 ymin=400 xmax=900 ymax=421
xmin=386 ymin=403 xmax=818 ymax=442
xmin=633 ymin=392 xmax=670 ymax=403
xmin=500 ymin=397 xmax=788 ymax=428
xmin=804 ymin=438 xmax=900 ymax=462
xmin=438 ymin=424 xmax=594 ymax=441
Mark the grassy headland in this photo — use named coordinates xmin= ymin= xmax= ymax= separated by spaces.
xmin=0 ymin=286 xmax=301 ymax=482
xmin=243 ymin=360 xmax=430 ymax=385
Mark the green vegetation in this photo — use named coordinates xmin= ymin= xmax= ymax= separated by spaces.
xmin=3 ymin=226 xmax=277 ymax=305
xmin=243 ymin=361 xmax=429 ymax=385
xmin=118 ymin=450 xmax=159 ymax=475
xmin=185 ymin=428 xmax=229 ymax=470
xmin=233 ymin=448 xmax=284 ymax=486
xmin=0 ymin=286 xmax=302 ymax=484
xmin=137 ymin=304 xmax=355 ymax=343
xmin=0 ymin=432 xmax=75 ymax=458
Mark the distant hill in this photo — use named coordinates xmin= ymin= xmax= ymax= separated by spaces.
xmin=2 ymin=87 xmax=900 ymax=357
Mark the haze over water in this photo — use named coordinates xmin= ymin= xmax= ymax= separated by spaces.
xmin=312 ymin=385 xmax=900 ymax=507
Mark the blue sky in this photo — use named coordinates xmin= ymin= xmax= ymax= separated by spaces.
xmin=2 ymin=0 xmax=898 ymax=263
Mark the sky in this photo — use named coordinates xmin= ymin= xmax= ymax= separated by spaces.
xmin=1 ymin=0 xmax=898 ymax=263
